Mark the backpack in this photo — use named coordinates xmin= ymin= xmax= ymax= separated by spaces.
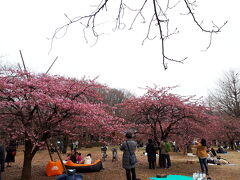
xmin=165 ymin=142 xmax=171 ymax=152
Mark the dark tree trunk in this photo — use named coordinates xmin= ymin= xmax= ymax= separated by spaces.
xmin=158 ymin=149 xmax=164 ymax=168
xmin=62 ymin=135 xmax=68 ymax=154
xmin=21 ymin=140 xmax=33 ymax=180
xmin=230 ymin=139 xmax=235 ymax=150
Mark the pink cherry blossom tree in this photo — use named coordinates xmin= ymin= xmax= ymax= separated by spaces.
xmin=0 ymin=68 xmax=124 ymax=180
xmin=212 ymin=114 xmax=240 ymax=149
xmin=118 ymin=86 xmax=213 ymax=166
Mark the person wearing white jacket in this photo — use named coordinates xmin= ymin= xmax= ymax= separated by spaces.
xmin=84 ymin=154 xmax=92 ymax=164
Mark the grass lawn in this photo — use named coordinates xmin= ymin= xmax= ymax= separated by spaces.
xmin=3 ymin=146 xmax=240 ymax=180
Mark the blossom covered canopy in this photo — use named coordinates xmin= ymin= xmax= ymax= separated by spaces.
xmin=0 ymin=69 xmax=125 ymax=145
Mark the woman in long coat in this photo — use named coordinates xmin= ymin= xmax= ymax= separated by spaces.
xmin=120 ymin=132 xmax=140 ymax=180
xmin=5 ymin=141 xmax=16 ymax=167
xmin=146 ymin=139 xmax=157 ymax=169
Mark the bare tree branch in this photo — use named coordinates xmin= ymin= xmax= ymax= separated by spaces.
xmin=19 ymin=50 xmax=27 ymax=72
xmin=46 ymin=56 xmax=58 ymax=74
xmin=49 ymin=0 xmax=227 ymax=69
xmin=183 ymin=0 xmax=228 ymax=32
xmin=128 ymin=0 xmax=148 ymax=30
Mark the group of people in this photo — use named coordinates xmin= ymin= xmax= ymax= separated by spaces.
xmin=119 ymin=133 xmax=171 ymax=180
xmin=145 ymin=138 xmax=171 ymax=170
xmin=0 ymin=135 xmax=228 ymax=180
xmin=192 ymin=138 xmax=232 ymax=176
xmin=119 ymin=134 xmax=216 ymax=180
xmin=66 ymin=148 xmax=92 ymax=165
xmin=100 ymin=145 xmax=118 ymax=162
xmin=207 ymin=147 xmax=229 ymax=165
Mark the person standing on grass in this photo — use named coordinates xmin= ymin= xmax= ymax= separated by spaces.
xmin=193 ymin=138 xmax=209 ymax=175
xmin=0 ymin=140 xmax=5 ymax=180
xmin=160 ymin=138 xmax=171 ymax=169
xmin=5 ymin=140 xmax=16 ymax=167
xmin=120 ymin=132 xmax=141 ymax=180
xmin=146 ymin=139 xmax=157 ymax=169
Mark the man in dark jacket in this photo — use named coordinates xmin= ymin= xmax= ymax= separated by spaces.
xmin=146 ymin=139 xmax=157 ymax=169
xmin=0 ymin=142 xmax=5 ymax=180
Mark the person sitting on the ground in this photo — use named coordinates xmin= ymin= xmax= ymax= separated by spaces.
xmin=69 ymin=150 xmax=77 ymax=163
xmin=209 ymin=147 xmax=217 ymax=157
xmin=207 ymin=156 xmax=229 ymax=165
xmin=76 ymin=152 xmax=84 ymax=164
xmin=218 ymin=158 xmax=229 ymax=165
xmin=84 ymin=153 xmax=92 ymax=164
xmin=216 ymin=146 xmax=227 ymax=153
xmin=66 ymin=153 xmax=71 ymax=161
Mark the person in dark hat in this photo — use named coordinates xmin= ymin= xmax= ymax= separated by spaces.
xmin=146 ymin=139 xmax=157 ymax=169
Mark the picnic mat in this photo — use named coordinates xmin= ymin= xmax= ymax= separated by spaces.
xmin=149 ymin=175 xmax=193 ymax=180
xmin=208 ymin=163 xmax=236 ymax=166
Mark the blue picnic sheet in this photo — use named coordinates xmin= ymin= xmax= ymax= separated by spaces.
xmin=149 ymin=175 xmax=193 ymax=180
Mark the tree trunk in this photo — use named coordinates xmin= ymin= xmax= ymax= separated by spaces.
xmin=229 ymin=139 xmax=235 ymax=150
xmin=62 ymin=135 xmax=68 ymax=154
xmin=158 ymin=149 xmax=164 ymax=168
xmin=183 ymin=144 xmax=187 ymax=155
xmin=21 ymin=140 xmax=33 ymax=180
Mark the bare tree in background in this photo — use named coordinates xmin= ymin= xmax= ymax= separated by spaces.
xmin=208 ymin=70 xmax=240 ymax=149
xmin=99 ymin=87 xmax=134 ymax=116
xmin=208 ymin=70 xmax=240 ymax=117
xmin=50 ymin=0 xmax=227 ymax=69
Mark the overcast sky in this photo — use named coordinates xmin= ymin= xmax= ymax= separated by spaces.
xmin=0 ymin=0 xmax=239 ymax=98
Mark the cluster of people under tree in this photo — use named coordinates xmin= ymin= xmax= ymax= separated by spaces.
xmin=0 ymin=135 xmax=233 ymax=180
xmin=119 ymin=134 xmax=217 ymax=179
xmin=216 ymin=145 xmax=227 ymax=154
xmin=145 ymin=138 xmax=171 ymax=170
xmin=66 ymin=148 xmax=92 ymax=165
xmin=146 ymin=137 xmax=229 ymax=176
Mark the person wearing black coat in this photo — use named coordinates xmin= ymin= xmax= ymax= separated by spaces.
xmin=0 ymin=143 xmax=5 ymax=180
xmin=146 ymin=139 xmax=157 ymax=169
xmin=5 ymin=141 xmax=16 ymax=167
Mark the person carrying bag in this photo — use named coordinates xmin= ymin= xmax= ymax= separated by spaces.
xmin=126 ymin=141 xmax=137 ymax=165
xmin=120 ymin=132 xmax=141 ymax=180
